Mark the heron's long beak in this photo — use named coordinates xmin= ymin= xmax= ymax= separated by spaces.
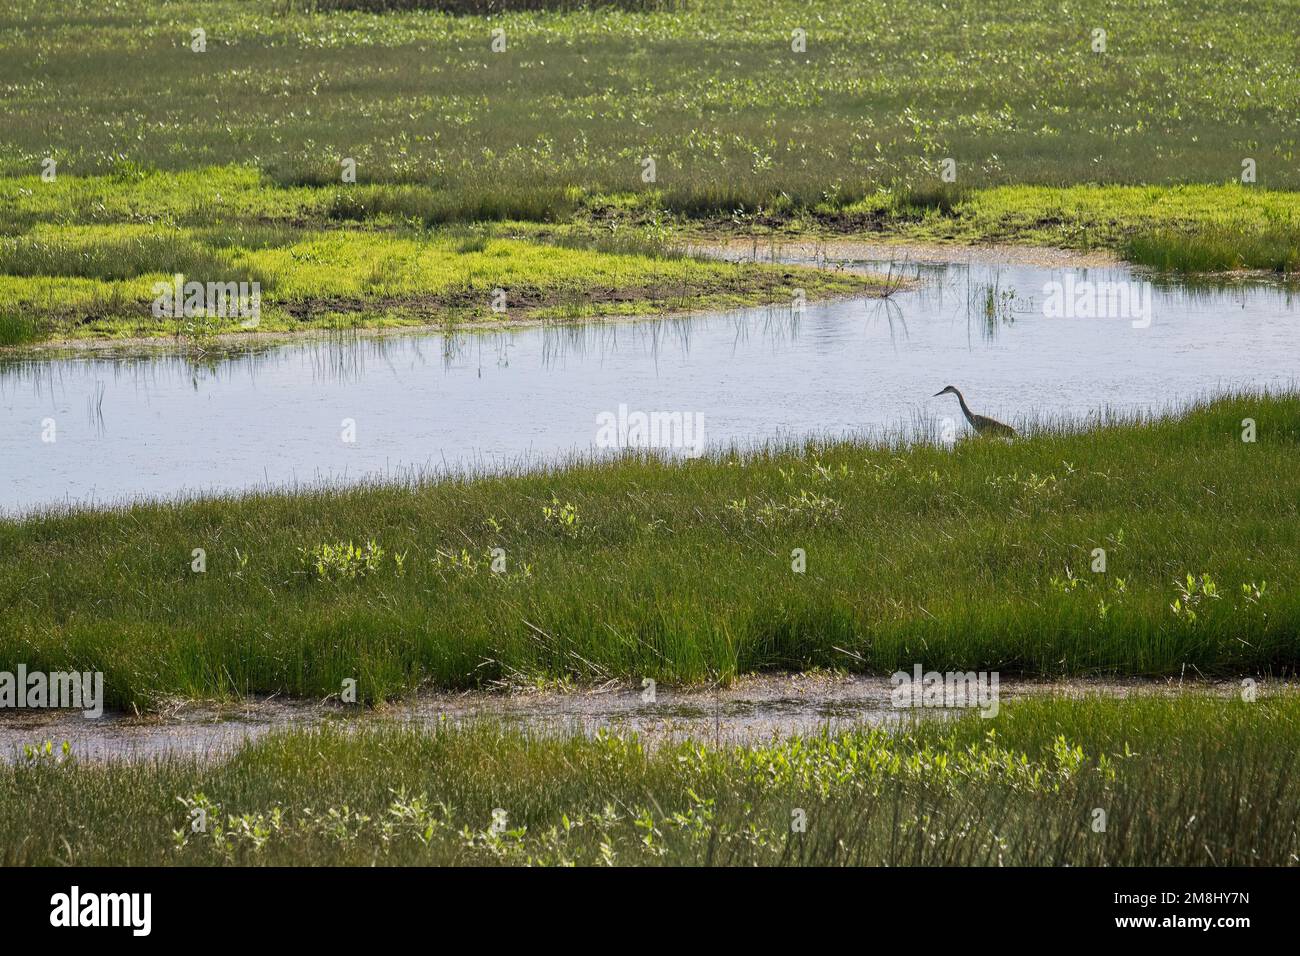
xmin=932 ymin=390 xmax=945 ymax=397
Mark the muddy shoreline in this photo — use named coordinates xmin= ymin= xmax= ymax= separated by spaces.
xmin=0 ymin=673 xmax=1281 ymax=763
xmin=691 ymin=238 xmax=1121 ymax=269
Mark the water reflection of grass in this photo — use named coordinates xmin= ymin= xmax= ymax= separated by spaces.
xmin=1 ymin=393 xmax=1297 ymax=710
xmin=4 ymin=694 xmax=1296 ymax=865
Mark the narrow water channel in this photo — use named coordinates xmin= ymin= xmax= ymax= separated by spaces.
xmin=2 ymin=249 xmax=1295 ymax=514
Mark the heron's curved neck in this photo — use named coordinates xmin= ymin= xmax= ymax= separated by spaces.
xmin=952 ymin=389 xmax=975 ymax=425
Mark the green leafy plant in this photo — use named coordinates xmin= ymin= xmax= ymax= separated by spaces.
xmin=1171 ymin=572 xmax=1219 ymax=623
xmin=542 ymin=497 xmax=581 ymax=538
xmin=301 ymin=539 xmax=387 ymax=581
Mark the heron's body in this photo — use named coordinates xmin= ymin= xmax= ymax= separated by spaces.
xmin=934 ymin=386 xmax=1017 ymax=437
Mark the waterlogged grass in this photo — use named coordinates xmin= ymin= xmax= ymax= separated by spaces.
xmin=3 ymin=695 xmax=1297 ymax=865
xmin=860 ymin=184 xmax=1300 ymax=274
xmin=3 ymin=172 xmax=1297 ymax=351
xmin=846 ymin=183 xmax=1300 ymax=246
xmin=1 ymin=395 xmax=1297 ymax=709
xmin=1124 ymin=227 xmax=1300 ymax=275
xmin=0 ymin=172 xmax=878 ymax=346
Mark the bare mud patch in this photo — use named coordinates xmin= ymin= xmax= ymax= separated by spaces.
xmin=694 ymin=238 xmax=1119 ymax=270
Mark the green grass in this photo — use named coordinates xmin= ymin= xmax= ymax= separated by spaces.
xmin=1124 ymin=227 xmax=1300 ymax=274
xmin=855 ymin=184 xmax=1300 ymax=274
xmin=2 ymin=1 xmax=1298 ymax=296
xmin=291 ymin=0 xmax=678 ymax=12
xmin=3 ymin=0 xmax=1298 ymax=194
xmin=0 ymin=309 xmax=39 ymax=346
xmin=4 ymin=0 xmax=1295 ymax=868
xmin=2 ymin=171 xmax=1296 ymax=351
xmin=3 ymin=694 xmax=1297 ymax=865
xmin=327 ymin=182 xmax=581 ymax=225
xmin=2 ymin=394 xmax=1297 ymax=710
xmin=0 ymin=171 xmax=879 ymax=346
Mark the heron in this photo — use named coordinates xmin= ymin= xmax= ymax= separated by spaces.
xmin=933 ymin=385 xmax=1017 ymax=437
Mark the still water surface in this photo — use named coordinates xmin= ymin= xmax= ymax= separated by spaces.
xmin=2 ymin=255 xmax=1295 ymax=513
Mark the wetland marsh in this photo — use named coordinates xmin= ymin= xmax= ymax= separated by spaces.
xmin=1 ymin=0 xmax=1298 ymax=872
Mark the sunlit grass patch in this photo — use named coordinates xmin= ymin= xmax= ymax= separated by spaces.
xmin=5 ymin=169 xmax=1299 ymax=278
xmin=0 ymin=224 xmax=255 ymax=282
xmin=884 ymin=184 xmax=1300 ymax=268
xmin=0 ymin=176 xmax=884 ymax=346
xmin=0 ymin=167 xmax=324 ymax=229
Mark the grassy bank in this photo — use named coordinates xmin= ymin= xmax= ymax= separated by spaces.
xmin=1 ymin=394 xmax=1297 ymax=709
xmin=3 ymin=695 xmax=1296 ymax=865
xmin=2 ymin=169 xmax=1296 ymax=351
xmin=0 ymin=171 xmax=879 ymax=349
xmin=834 ymin=184 xmax=1300 ymax=274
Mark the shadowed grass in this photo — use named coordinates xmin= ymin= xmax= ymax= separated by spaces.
xmin=3 ymin=694 xmax=1296 ymax=865
xmin=891 ymin=183 xmax=972 ymax=218
xmin=327 ymin=183 xmax=580 ymax=226
xmin=1 ymin=394 xmax=1297 ymax=709
xmin=0 ymin=228 xmax=254 ymax=282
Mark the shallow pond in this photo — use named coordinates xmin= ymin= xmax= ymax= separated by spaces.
xmin=2 ymin=247 xmax=1296 ymax=513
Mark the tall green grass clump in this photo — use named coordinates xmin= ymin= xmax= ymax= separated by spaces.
xmin=891 ymin=183 xmax=972 ymax=219
xmin=1125 ymin=226 xmax=1300 ymax=274
xmin=0 ymin=310 xmax=41 ymax=346
xmin=0 ymin=231 xmax=255 ymax=283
